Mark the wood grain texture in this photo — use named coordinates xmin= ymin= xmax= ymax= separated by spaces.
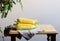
xmin=9 ymin=24 xmax=58 ymax=34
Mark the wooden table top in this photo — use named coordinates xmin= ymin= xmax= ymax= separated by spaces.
xmin=9 ymin=24 xmax=58 ymax=34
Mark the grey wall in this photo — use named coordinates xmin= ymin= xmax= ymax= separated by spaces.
xmin=0 ymin=0 xmax=60 ymax=41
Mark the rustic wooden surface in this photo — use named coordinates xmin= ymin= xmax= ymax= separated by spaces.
xmin=9 ymin=24 xmax=58 ymax=34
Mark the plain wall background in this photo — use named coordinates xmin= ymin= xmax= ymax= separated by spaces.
xmin=0 ymin=0 xmax=60 ymax=41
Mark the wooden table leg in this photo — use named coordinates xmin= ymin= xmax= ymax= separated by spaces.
xmin=11 ymin=36 xmax=16 ymax=41
xmin=47 ymin=34 xmax=56 ymax=41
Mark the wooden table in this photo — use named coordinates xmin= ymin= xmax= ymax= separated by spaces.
xmin=4 ymin=24 xmax=58 ymax=41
